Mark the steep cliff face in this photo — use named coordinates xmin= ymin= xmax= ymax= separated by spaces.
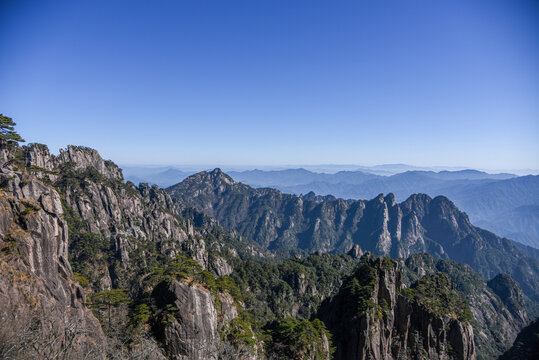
xmin=151 ymin=280 xmax=258 ymax=360
xmin=0 ymin=148 xmax=105 ymax=359
xmin=22 ymin=144 xmax=247 ymax=293
xmin=15 ymin=143 xmax=267 ymax=358
xmin=169 ymin=170 xmax=539 ymax=309
xmin=25 ymin=143 xmax=123 ymax=180
xmin=487 ymin=274 xmax=528 ymax=324
xmin=320 ymin=255 xmax=476 ymax=360
xmin=402 ymin=253 xmax=529 ymax=359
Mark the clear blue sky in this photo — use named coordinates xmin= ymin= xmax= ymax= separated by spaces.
xmin=1 ymin=0 xmax=538 ymax=170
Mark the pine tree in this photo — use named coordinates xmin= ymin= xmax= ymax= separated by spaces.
xmin=0 ymin=114 xmax=25 ymax=145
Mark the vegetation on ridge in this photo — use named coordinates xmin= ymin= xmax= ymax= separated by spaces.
xmin=402 ymin=273 xmax=473 ymax=322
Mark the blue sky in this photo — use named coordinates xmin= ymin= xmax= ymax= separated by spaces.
xmin=1 ymin=0 xmax=538 ymax=170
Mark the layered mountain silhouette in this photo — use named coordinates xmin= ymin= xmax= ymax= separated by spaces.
xmin=168 ymin=169 xmax=539 ymax=307
xmin=126 ymin=166 xmax=539 ymax=248
xmin=229 ymin=169 xmax=538 ymax=248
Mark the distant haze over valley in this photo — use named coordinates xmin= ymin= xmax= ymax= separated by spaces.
xmin=123 ymin=164 xmax=539 ymax=249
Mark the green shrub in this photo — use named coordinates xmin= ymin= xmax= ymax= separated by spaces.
xmin=341 ymin=262 xmax=377 ymax=315
xmin=129 ymin=303 xmax=151 ymax=331
xmin=221 ymin=313 xmax=256 ymax=349
xmin=269 ymin=318 xmax=333 ymax=360
xmin=403 ymin=273 xmax=473 ymax=322
xmin=215 ymin=276 xmax=243 ymax=303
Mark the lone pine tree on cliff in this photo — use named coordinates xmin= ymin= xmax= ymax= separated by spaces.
xmin=0 ymin=114 xmax=25 ymax=145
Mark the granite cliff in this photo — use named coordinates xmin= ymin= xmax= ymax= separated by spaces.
xmin=0 ymin=145 xmax=105 ymax=359
xmin=321 ymin=255 xmax=476 ymax=360
xmin=6 ymin=143 xmax=262 ymax=359
xmin=402 ymin=253 xmax=529 ymax=359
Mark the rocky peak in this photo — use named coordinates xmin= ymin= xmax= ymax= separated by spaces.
xmin=210 ymin=167 xmax=223 ymax=176
xmin=300 ymin=191 xmax=337 ymax=202
xmin=384 ymin=192 xmax=396 ymax=206
xmin=400 ymin=193 xmax=432 ymax=218
xmin=59 ymin=145 xmax=123 ymax=180
xmin=488 ymin=274 xmax=528 ymax=323
xmin=347 ymin=244 xmax=364 ymax=259
xmin=373 ymin=192 xmax=385 ymax=204
xmin=24 ymin=142 xmax=56 ymax=171
xmin=321 ymin=254 xmax=476 ymax=360
xmin=190 ymin=168 xmax=235 ymax=185
xmin=427 ymin=195 xmax=473 ymax=227
xmin=23 ymin=143 xmax=123 ymax=181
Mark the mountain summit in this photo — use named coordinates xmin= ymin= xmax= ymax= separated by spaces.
xmin=168 ymin=169 xmax=539 ymax=307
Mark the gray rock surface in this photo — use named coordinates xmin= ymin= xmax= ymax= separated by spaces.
xmin=12 ymin=143 xmax=263 ymax=359
xmin=0 ymin=152 xmax=105 ymax=359
xmin=152 ymin=280 xmax=257 ymax=360
xmin=402 ymin=253 xmax=529 ymax=359
xmin=321 ymin=255 xmax=476 ymax=360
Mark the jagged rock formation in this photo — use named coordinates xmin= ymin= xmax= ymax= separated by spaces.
xmin=487 ymin=274 xmax=529 ymax=324
xmin=402 ymin=253 xmax=529 ymax=359
xmin=151 ymin=280 xmax=257 ymax=360
xmin=25 ymin=143 xmax=123 ymax=180
xmin=321 ymin=255 xmax=476 ymax=360
xmin=22 ymin=144 xmax=257 ymax=291
xmin=222 ymin=168 xmax=538 ymax=249
xmin=13 ymin=143 xmax=264 ymax=359
xmin=300 ymin=191 xmax=337 ymax=203
xmin=0 ymin=145 xmax=105 ymax=359
xmin=169 ymin=169 xmax=539 ymax=310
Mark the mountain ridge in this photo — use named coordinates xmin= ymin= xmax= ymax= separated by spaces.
xmin=125 ymin=165 xmax=537 ymax=248
xmin=168 ymin=168 xmax=539 ymax=312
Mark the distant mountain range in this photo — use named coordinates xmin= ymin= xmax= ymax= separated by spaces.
xmin=121 ymin=165 xmax=194 ymax=186
xmin=124 ymin=165 xmax=539 ymax=248
xmin=167 ymin=169 xmax=539 ymax=315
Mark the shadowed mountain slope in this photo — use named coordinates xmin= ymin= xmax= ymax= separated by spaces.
xmin=226 ymin=169 xmax=538 ymax=248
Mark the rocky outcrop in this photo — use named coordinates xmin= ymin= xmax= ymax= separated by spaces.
xmin=10 ymin=143 xmax=270 ymax=358
xmin=347 ymin=244 xmax=364 ymax=259
xmin=0 ymin=150 xmax=105 ymax=359
xmin=151 ymin=280 xmax=257 ymax=360
xmin=24 ymin=143 xmax=123 ymax=181
xmin=320 ymin=255 xmax=476 ymax=360
xmin=402 ymin=253 xmax=529 ymax=359
xmin=487 ymin=274 xmax=528 ymax=324
xmin=0 ymin=143 xmax=268 ymax=358
xmin=20 ymin=144 xmax=248 ymax=293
